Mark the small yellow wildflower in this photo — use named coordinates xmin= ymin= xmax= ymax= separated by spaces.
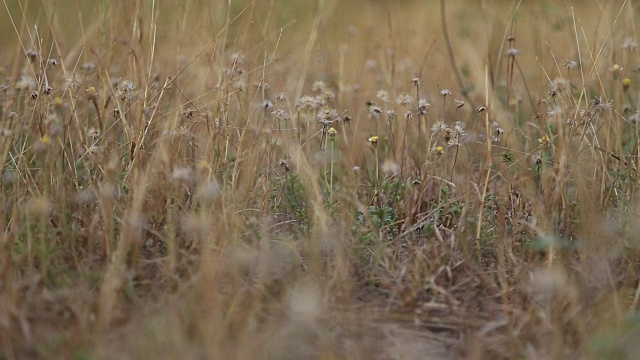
xmin=40 ymin=134 xmax=51 ymax=145
xmin=623 ymin=78 xmax=632 ymax=92
xmin=53 ymin=97 xmax=64 ymax=108
xmin=538 ymin=135 xmax=551 ymax=146
xmin=328 ymin=127 xmax=337 ymax=137
xmin=86 ymin=86 xmax=97 ymax=100
xmin=197 ymin=159 xmax=209 ymax=171
xmin=368 ymin=135 xmax=379 ymax=145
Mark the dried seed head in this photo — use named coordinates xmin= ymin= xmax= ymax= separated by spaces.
xmin=387 ymin=110 xmax=396 ymax=121
xmin=26 ymin=50 xmax=38 ymax=63
xmin=196 ymin=180 xmax=221 ymax=204
xmin=279 ymin=159 xmax=290 ymax=172
xmin=396 ymin=93 xmax=413 ymax=107
xmin=87 ymin=127 xmax=101 ymax=140
xmin=610 ymin=64 xmax=623 ymax=80
xmin=170 ymin=166 xmax=194 ymax=183
xmin=272 ymin=109 xmax=290 ymax=121
xmin=369 ymin=105 xmax=383 ymax=117
xmin=376 ymin=89 xmax=390 ymax=102
xmin=296 ymin=95 xmax=318 ymax=111
xmin=622 ymin=37 xmax=639 ymax=52
xmin=311 ymin=81 xmax=326 ymax=93
xmin=418 ymin=99 xmax=430 ymax=115
xmin=81 ymin=63 xmax=97 ymax=72
xmin=564 ymin=60 xmax=579 ymax=69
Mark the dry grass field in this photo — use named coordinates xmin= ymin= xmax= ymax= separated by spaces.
xmin=2 ymin=0 xmax=640 ymax=358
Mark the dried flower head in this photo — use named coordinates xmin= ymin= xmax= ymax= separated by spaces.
xmin=230 ymin=52 xmax=245 ymax=64
xmin=272 ymin=109 xmax=290 ymax=121
xmin=296 ymin=95 xmax=318 ymax=111
xmin=170 ymin=166 xmax=193 ymax=183
xmin=492 ymin=122 xmax=504 ymax=143
xmin=368 ymin=135 xmax=379 ymax=145
xmin=610 ymin=64 xmax=623 ymax=80
xmin=431 ymin=119 xmax=450 ymax=135
xmin=387 ymin=110 xmax=396 ymax=121
xmin=622 ymin=37 xmax=639 ymax=52
xmin=312 ymin=81 xmax=326 ymax=93
xmin=87 ymin=127 xmax=101 ymax=141
xmin=418 ymin=99 xmax=430 ymax=115
xmin=26 ymin=50 xmax=39 ymax=63
xmin=317 ymin=108 xmax=340 ymax=125
xmin=455 ymin=99 xmax=465 ymax=108
xmin=376 ymin=89 xmax=390 ymax=102
xmin=279 ymin=159 xmax=290 ymax=172
xmin=440 ymin=89 xmax=452 ymax=97
xmin=564 ymin=60 xmax=579 ymax=69
xmin=368 ymin=105 xmax=383 ymax=117
xmin=453 ymin=121 xmax=466 ymax=138
xmin=592 ymin=97 xmax=613 ymax=113
xmin=396 ymin=93 xmax=413 ymax=107
xmin=17 ymin=75 xmax=37 ymax=91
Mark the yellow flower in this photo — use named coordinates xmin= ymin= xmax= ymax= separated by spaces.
xmin=328 ymin=127 xmax=337 ymax=137
xmin=623 ymin=78 xmax=632 ymax=92
xmin=538 ymin=135 xmax=550 ymax=146
xmin=86 ymin=86 xmax=97 ymax=100
xmin=436 ymin=146 xmax=444 ymax=154
xmin=197 ymin=159 xmax=209 ymax=170
xmin=53 ymin=97 xmax=64 ymax=108
xmin=40 ymin=134 xmax=51 ymax=145
xmin=368 ymin=135 xmax=379 ymax=144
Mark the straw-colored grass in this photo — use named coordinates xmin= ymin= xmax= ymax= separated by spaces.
xmin=2 ymin=0 xmax=640 ymax=359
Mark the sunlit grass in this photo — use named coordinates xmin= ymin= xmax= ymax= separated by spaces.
xmin=2 ymin=0 xmax=640 ymax=359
